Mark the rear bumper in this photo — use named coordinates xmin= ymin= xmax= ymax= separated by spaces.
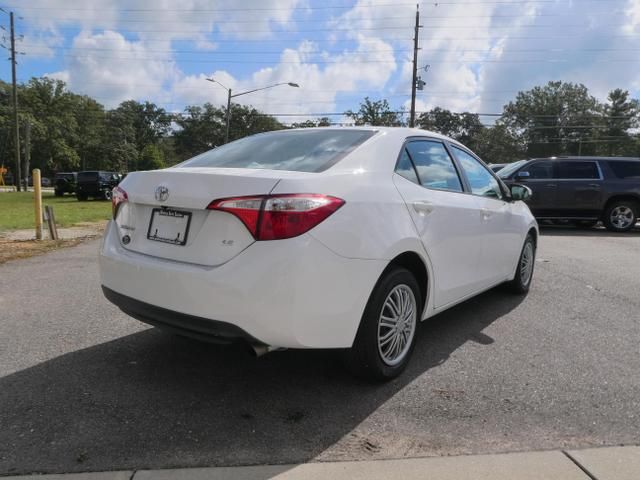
xmin=102 ymin=286 xmax=261 ymax=345
xmin=99 ymin=221 xmax=386 ymax=349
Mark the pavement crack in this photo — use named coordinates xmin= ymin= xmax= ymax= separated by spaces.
xmin=562 ymin=451 xmax=598 ymax=480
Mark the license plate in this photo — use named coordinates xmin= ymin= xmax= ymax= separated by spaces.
xmin=147 ymin=208 xmax=192 ymax=246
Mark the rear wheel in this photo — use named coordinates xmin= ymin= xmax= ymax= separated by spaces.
xmin=77 ymin=193 xmax=88 ymax=201
xmin=603 ymin=201 xmax=638 ymax=232
xmin=505 ymin=234 xmax=536 ymax=294
xmin=345 ymin=267 xmax=420 ymax=381
xmin=54 ymin=189 xmax=64 ymax=197
xmin=103 ymin=189 xmax=112 ymax=201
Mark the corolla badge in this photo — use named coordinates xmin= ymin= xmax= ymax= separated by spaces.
xmin=155 ymin=185 xmax=169 ymax=202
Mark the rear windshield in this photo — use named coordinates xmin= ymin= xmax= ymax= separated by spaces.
xmin=179 ymin=129 xmax=377 ymax=173
xmin=608 ymin=161 xmax=640 ymax=179
xmin=78 ymin=172 xmax=98 ymax=182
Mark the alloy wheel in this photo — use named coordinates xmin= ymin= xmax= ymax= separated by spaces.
xmin=377 ymin=284 xmax=417 ymax=367
xmin=610 ymin=206 xmax=635 ymax=230
xmin=520 ymin=241 xmax=534 ymax=286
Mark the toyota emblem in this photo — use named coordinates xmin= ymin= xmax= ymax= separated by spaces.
xmin=155 ymin=185 xmax=169 ymax=202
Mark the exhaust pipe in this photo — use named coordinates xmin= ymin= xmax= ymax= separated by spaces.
xmin=248 ymin=343 xmax=283 ymax=357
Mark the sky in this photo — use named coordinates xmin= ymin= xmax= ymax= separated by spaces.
xmin=2 ymin=0 xmax=640 ymax=125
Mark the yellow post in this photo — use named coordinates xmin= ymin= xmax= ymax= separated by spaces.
xmin=33 ymin=169 xmax=43 ymax=240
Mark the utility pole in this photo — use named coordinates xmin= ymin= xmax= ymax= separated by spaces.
xmin=9 ymin=12 xmax=21 ymax=191
xmin=24 ymin=119 xmax=30 ymax=187
xmin=409 ymin=4 xmax=422 ymax=128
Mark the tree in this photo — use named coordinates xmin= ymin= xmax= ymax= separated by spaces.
xmin=417 ymin=107 xmax=484 ymax=150
xmin=473 ymin=123 xmax=526 ymax=164
xmin=174 ymin=103 xmax=283 ymax=160
xmin=111 ymin=100 xmax=172 ymax=153
xmin=602 ymin=89 xmax=639 ymax=156
xmin=501 ymin=81 xmax=604 ymax=157
xmin=18 ymin=77 xmax=82 ymax=172
xmin=138 ymin=144 xmax=165 ymax=171
xmin=345 ymin=97 xmax=404 ymax=126
xmin=291 ymin=117 xmax=332 ymax=128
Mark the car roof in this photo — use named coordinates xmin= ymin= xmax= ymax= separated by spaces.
xmin=284 ymin=126 xmax=458 ymax=144
xmin=529 ymin=156 xmax=640 ymax=162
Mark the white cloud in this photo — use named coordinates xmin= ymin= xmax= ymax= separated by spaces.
xmin=48 ymin=31 xmax=178 ymax=107
xmin=172 ymin=36 xmax=397 ymax=122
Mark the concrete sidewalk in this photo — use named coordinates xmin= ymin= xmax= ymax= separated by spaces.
xmin=4 ymin=446 xmax=639 ymax=480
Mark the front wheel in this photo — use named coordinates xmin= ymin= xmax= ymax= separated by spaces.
xmin=345 ymin=267 xmax=421 ymax=381
xmin=603 ymin=201 xmax=638 ymax=232
xmin=505 ymin=234 xmax=536 ymax=294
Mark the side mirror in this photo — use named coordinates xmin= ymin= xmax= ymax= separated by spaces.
xmin=516 ymin=171 xmax=530 ymax=179
xmin=510 ymin=184 xmax=532 ymax=201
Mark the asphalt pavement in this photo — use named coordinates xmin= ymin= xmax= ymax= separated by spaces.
xmin=1 ymin=225 xmax=639 ymax=475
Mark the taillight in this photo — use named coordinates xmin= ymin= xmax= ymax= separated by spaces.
xmin=208 ymin=194 xmax=344 ymax=240
xmin=112 ymin=186 xmax=128 ymax=219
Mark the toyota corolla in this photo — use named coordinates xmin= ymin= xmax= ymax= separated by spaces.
xmin=100 ymin=127 xmax=538 ymax=380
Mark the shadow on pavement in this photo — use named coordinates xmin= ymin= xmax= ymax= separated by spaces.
xmin=539 ymin=224 xmax=640 ymax=237
xmin=0 ymin=288 xmax=524 ymax=476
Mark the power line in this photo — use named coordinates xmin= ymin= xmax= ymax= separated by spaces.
xmin=0 ymin=1 xmax=579 ymax=14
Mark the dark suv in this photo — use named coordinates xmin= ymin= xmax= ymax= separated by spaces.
xmin=76 ymin=171 xmax=121 ymax=201
xmin=498 ymin=157 xmax=640 ymax=232
xmin=54 ymin=172 xmax=77 ymax=196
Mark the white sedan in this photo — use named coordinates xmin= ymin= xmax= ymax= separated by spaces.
xmin=100 ymin=127 xmax=537 ymax=380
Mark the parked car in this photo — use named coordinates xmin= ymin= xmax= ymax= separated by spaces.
xmin=25 ymin=176 xmax=51 ymax=187
xmin=100 ymin=128 xmax=538 ymax=380
xmin=498 ymin=156 xmax=640 ymax=232
xmin=76 ymin=171 xmax=121 ymax=201
xmin=489 ymin=163 xmax=507 ymax=173
xmin=54 ymin=172 xmax=78 ymax=196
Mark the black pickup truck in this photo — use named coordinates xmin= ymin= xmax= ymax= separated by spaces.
xmin=76 ymin=171 xmax=122 ymax=201
xmin=498 ymin=157 xmax=640 ymax=232
xmin=53 ymin=172 xmax=77 ymax=196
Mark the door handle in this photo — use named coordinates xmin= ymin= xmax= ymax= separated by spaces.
xmin=480 ymin=208 xmax=493 ymax=220
xmin=587 ymin=184 xmax=601 ymax=188
xmin=545 ymin=184 xmax=557 ymax=187
xmin=412 ymin=201 xmax=434 ymax=216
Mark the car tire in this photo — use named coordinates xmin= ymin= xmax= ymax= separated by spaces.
xmin=345 ymin=266 xmax=421 ymax=382
xmin=505 ymin=234 xmax=536 ymax=294
xmin=77 ymin=193 xmax=88 ymax=201
xmin=603 ymin=200 xmax=638 ymax=232
xmin=103 ymin=189 xmax=112 ymax=201
xmin=54 ymin=190 xmax=64 ymax=197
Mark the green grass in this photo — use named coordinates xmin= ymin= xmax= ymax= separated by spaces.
xmin=0 ymin=191 xmax=111 ymax=232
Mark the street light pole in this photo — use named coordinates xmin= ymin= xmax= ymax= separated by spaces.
xmin=206 ymin=79 xmax=299 ymax=144
xmin=225 ymin=88 xmax=232 ymax=144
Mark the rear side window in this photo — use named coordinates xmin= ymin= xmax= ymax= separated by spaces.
xmin=395 ymin=149 xmax=419 ymax=184
xmin=405 ymin=141 xmax=463 ymax=192
xmin=556 ymin=161 xmax=600 ymax=179
xmin=608 ymin=161 xmax=640 ymax=179
xmin=180 ymin=129 xmax=376 ymax=173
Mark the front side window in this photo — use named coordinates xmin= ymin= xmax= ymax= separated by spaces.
xmin=405 ymin=141 xmax=463 ymax=192
xmin=522 ymin=161 xmax=553 ymax=179
xmin=179 ymin=129 xmax=377 ymax=173
xmin=451 ymin=146 xmax=503 ymax=199
xmin=556 ymin=161 xmax=600 ymax=179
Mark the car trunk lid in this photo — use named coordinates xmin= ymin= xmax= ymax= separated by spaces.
xmin=113 ymin=168 xmax=283 ymax=266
